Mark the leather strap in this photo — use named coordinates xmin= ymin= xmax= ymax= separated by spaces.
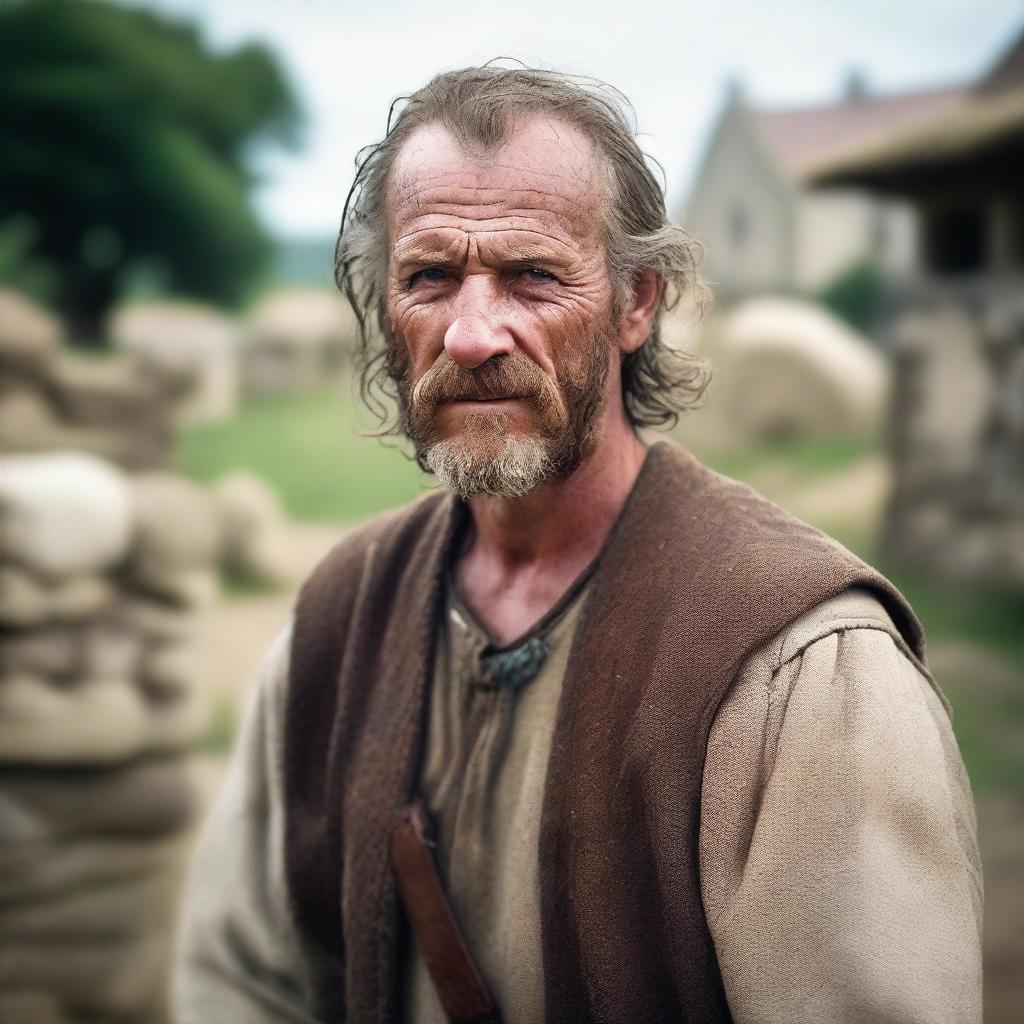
xmin=389 ymin=800 xmax=501 ymax=1024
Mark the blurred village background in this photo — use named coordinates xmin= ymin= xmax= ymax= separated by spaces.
xmin=1 ymin=0 xmax=1023 ymax=1020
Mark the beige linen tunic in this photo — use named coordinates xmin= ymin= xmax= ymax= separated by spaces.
xmin=174 ymin=588 xmax=983 ymax=1024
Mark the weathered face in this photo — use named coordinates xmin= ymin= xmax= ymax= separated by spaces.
xmin=384 ymin=116 xmax=618 ymax=497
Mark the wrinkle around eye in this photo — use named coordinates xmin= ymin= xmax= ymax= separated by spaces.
xmin=406 ymin=266 xmax=450 ymax=288
xmin=521 ymin=267 xmax=558 ymax=283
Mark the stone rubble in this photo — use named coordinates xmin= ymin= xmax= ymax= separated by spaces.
xmin=0 ymin=289 xmax=192 ymax=471
xmin=885 ymin=286 xmax=1024 ymax=585
xmin=0 ymin=451 xmax=219 ymax=1023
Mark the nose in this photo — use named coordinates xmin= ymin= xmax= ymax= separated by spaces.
xmin=443 ymin=279 xmax=514 ymax=369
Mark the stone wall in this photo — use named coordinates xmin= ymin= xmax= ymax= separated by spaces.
xmin=0 ymin=452 xmax=220 ymax=1022
xmin=884 ymin=282 xmax=1024 ymax=585
xmin=0 ymin=290 xmax=191 ymax=470
xmin=242 ymin=287 xmax=356 ymax=398
xmin=110 ymin=301 xmax=240 ymax=428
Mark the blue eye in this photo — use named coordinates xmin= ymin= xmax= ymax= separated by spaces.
xmin=524 ymin=268 xmax=556 ymax=283
xmin=410 ymin=267 xmax=447 ymax=285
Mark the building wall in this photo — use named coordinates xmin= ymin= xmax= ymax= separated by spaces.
xmin=683 ymin=105 xmax=796 ymax=295
xmin=685 ymin=103 xmax=922 ymax=296
xmin=793 ymin=189 xmax=919 ymax=290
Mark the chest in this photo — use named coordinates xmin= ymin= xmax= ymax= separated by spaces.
xmin=404 ymin=595 xmax=580 ymax=1023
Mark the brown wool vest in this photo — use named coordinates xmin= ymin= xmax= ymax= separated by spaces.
xmin=284 ymin=440 xmax=925 ymax=1023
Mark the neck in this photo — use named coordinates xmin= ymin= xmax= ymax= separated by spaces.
xmin=452 ymin=393 xmax=649 ymax=644
xmin=462 ymin=402 xmax=648 ymax=576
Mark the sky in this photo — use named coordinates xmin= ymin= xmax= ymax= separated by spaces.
xmin=122 ymin=0 xmax=1023 ymax=239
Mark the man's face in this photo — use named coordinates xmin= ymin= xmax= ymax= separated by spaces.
xmin=384 ymin=116 xmax=618 ymax=498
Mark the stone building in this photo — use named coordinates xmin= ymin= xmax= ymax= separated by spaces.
xmin=681 ymin=78 xmax=961 ymax=297
xmin=812 ymin=26 xmax=1024 ymax=585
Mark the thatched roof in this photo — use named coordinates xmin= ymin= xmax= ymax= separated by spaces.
xmin=808 ymin=86 xmax=1024 ymax=192
xmin=809 ymin=22 xmax=1024 ymax=193
xmin=750 ymin=85 xmax=964 ymax=181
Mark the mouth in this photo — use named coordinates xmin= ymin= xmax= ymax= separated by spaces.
xmin=442 ymin=396 xmax=526 ymax=407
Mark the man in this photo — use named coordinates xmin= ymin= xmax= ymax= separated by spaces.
xmin=175 ymin=67 xmax=982 ymax=1023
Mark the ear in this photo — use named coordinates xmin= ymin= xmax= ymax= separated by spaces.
xmin=617 ymin=270 xmax=663 ymax=355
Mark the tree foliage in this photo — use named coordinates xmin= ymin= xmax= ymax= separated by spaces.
xmin=0 ymin=0 xmax=301 ymax=340
xmin=817 ymin=258 xmax=886 ymax=338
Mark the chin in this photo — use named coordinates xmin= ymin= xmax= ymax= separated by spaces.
xmin=423 ymin=433 xmax=558 ymax=500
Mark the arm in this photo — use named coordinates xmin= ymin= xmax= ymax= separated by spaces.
xmin=700 ymin=588 xmax=983 ymax=1024
xmin=173 ymin=624 xmax=321 ymax=1024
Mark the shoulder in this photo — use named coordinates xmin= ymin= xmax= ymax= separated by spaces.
xmin=721 ymin=585 xmax=947 ymax=728
xmin=701 ymin=586 xmax=981 ymax=938
xmin=704 ymin=587 xmax=973 ymax=866
xmin=293 ymin=489 xmax=455 ymax=632
xmin=301 ymin=490 xmax=452 ymax=593
xmin=703 ymin=586 xmax=963 ymax=857
xmin=745 ymin=586 xmax=932 ymax=686
xmin=699 ymin=592 xmax=983 ymax=1023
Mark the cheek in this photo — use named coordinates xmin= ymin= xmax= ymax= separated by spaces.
xmin=387 ymin=294 xmax=446 ymax=376
xmin=525 ymin=294 xmax=609 ymax=361
xmin=541 ymin=304 xmax=616 ymax=391
xmin=528 ymin=272 xmax=613 ymax=342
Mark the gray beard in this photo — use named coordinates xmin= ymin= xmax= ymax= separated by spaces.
xmin=423 ymin=434 xmax=558 ymax=499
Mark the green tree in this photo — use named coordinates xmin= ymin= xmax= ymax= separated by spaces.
xmin=0 ymin=0 xmax=301 ymax=341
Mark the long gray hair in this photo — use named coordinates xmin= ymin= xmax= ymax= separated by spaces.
xmin=336 ymin=64 xmax=709 ymax=431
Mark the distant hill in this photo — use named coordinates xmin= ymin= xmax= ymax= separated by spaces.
xmin=272 ymin=236 xmax=336 ymax=288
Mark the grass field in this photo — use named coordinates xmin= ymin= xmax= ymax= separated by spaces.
xmin=179 ymin=387 xmax=1024 ymax=794
xmin=178 ymin=385 xmax=876 ymax=524
xmin=178 ymin=385 xmax=429 ymax=523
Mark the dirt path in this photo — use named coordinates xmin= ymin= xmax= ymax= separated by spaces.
xmin=195 ymin=521 xmax=344 ymax=705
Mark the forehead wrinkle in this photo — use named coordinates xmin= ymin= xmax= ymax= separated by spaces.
xmin=389 ymin=188 xmax=590 ymax=249
xmin=389 ymin=147 xmax=605 ymax=219
xmin=395 ymin=176 xmax=597 ymax=218
xmin=391 ymin=235 xmax=468 ymax=268
xmin=393 ymin=184 xmax=594 ymax=225
xmin=387 ymin=120 xmax=612 ymax=254
xmin=398 ymin=206 xmax=588 ymax=232
xmin=475 ymin=234 xmax=577 ymax=267
xmin=395 ymin=224 xmax=581 ymax=256
xmin=391 ymin=199 xmax=600 ymax=252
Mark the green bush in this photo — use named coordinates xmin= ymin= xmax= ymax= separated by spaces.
xmin=818 ymin=258 xmax=885 ymax=335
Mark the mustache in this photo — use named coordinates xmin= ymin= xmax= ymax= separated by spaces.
xmin=412 ymin=351 xmax=556 ymax=409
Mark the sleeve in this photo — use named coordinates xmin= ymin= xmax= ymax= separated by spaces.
xmin=700 ymin=601 xmax=983 ymax=1024
xmin=172 ymin=623 xmax=321 ymax=1024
